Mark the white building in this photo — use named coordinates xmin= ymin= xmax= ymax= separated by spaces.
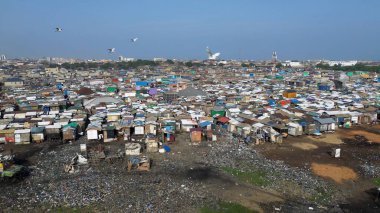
xmin=153 ymin=58 xmax=167 ymax=62
xmin=119 ymin=56 xmax=136 ymax=62
xmin=282 ymin=60 xmax=303 ymax=68
xmin=327 ymin=60 xmax=357 ymax=67
xmin=0 ymin=54 xmax=6 ymax=61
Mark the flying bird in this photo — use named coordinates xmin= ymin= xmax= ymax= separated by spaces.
xmin=55 ymin=27 xmax=62 ymax=32
xmin=130 ymin=38 xmax=139 ymax=42
xmin=108 ymin=48 xmax=116 ymax=53
xmin=206 ymin=47 xmax=221 ymax=60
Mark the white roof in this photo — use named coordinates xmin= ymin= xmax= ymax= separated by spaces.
xmin=46 ymin=124 xmax=61 ymax=129
xmin=181 ymin=119 xmax=197 ymax=125
xmin=228 ymin=108 xmax=241 ymax=113
xmin=15 ymin=129 xmax=31 ymax=134
xmin=288 ymin=122 xmax=301 ymax=127
xmin=25 ymin=112 xmax=37 ymax=116
xmin=252 ymin=123 xmax=265 ymax=128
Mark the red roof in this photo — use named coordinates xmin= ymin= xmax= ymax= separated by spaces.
xmin=217 ymin=117 xmax=230 ymax=123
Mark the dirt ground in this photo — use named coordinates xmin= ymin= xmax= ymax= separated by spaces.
xmin=256 ymin=125 xmax=380 ymax=212
xmin=156 ymin=134 xmax=284 ymax=213
xmin=291 ymin=142 xmax=318 ymax=150
xmin=342 ymin=130 xmax=380 ymax=143
xmin=307 ymin=133 xmax=343 ymax=145
xmin=311 ymin=163 xmax=358 ymax=183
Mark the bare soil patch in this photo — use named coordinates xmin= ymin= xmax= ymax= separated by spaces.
xmin=311 ymin=163 xmax=358 ymax=184
xmin=342 ymin=130 xmax=380 ymax=143
xmin=291 ymin=142 xmax=318 ymax=150
xmin=307 ymin=134 xmax=343 ymax=145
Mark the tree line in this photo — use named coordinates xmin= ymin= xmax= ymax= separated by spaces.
xmin=48 ymin=60 xmax=158 ymax=70
xmin=316 ymin=63 xmax=380 ymax=72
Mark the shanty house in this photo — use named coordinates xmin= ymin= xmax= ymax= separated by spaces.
xmin=4 ymin=78 xmax=24 ymax=87
xmin=0 ymin=129 xmax=15 ymax=143
xmin=287 ymin=122 xmax=303 ymax=136
xmin=86 ymin=124 xmax=102 ymax=140
xmin=103 ymin=126 xmax=117 ymax=142
xmin=62 ymin=122 xmax=78 ymax=141
xmin=190 ymin=128 xmax=202 ymax=143
xmin=180 ymin=119 xmax=198 ymax=132
xmin=45 ymin=124 xmax=61 ymax=141
xmin=145 ymin=122 xmax=157 ymax=135
xmin=283 ymin=90 xmax=297 ymax=98
xmin=314 ymin=117 xmax=336 ymax=132
xmin=31 ymin=127 xmax=45 ymax=143
xmin=14 ymin=129 xmax=31 ymax=144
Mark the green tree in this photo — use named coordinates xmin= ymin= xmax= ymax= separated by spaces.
xmin=185 ymin=61 xmax=193 ymax=67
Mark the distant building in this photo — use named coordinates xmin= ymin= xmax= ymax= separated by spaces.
xmin=272 ymin=51 xmax=277 ymax=63
xmin=153 ymin=58 xmax=167 ymax=62
xmin=327 ymin=60 xmax=357 ymax=67
xmin=282 ymin=61 xmax=303 ymax=68
xmin=4 ymin=78 xmax=24 ymax=87
xmin=119 ymin=56 xmax=136 ymax=62
xmin=45 ymin=67 xmax=60 ymax=75
xmin=0 ymin=54 xmax=6 ymax=61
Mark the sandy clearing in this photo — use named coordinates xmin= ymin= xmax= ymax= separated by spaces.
xmin=311 ymin=163 xmax=358 ymax=184
xmin=291 ymin=142 xmax=319 ymax=150
xmin=307 ymin=134 xmax=343 ymax=145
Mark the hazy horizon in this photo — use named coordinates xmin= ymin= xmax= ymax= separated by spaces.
xmin=1 ymin=0 xmax=380 ymax=61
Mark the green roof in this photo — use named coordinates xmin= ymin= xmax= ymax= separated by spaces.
xmin=63 ymin=122 xmax=78 ymax=129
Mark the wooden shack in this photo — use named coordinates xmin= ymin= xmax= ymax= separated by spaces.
xmin=0 ymin=129 xmax=15 ymax=143
xmin=45 ymin=124 xmax=61 ymax=141
xmin=14 ymin=129 xmax=31 ymax=144
xmin=31 ymin=127 xmax=45 ymax=143
xmin=190 ymin=128 xmax=202 ymax=143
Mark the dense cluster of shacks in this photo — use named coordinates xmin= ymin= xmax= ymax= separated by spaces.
xmin=0 ymin=62 xmax=379 ymax=169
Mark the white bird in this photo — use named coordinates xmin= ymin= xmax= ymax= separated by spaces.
xmin=206 ymin=47 xmax=221 ymax=60
xmin=108 ymin=48 xmax=116 ymax=53
xmin=130 ymin=37 xmax=139 ymax=42
xmin=55 ymin=27 xmax=62 ymax=32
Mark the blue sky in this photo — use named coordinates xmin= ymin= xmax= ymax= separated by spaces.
xmin=0 ymin=0 xmax=379 ymax=60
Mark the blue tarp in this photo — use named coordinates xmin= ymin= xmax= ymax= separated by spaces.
xmin=291 ymin=99 xmax=301 ymax=104
xmin=165 ymin=126 xmax=173 ymax=131
xmin=163 ymin=145 xmax=171 ymax=152
xmin=136 ymin=81 xmax=150 ymax=87
xmin=199 ymin=121 xmax=212 ymax=128
xmin=268 ymin=99 xmax=276 ymax=106
xmin=216 ymin=99 xmax=225 ymax=106
xmin=56 ymin=83 xmax=63 ymax=90
xmin=318 ymin=85 xmax=330 ymax=91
